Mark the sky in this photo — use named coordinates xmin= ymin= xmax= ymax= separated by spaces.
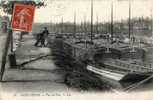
xmin=1 ymin=0 xmax=153 ymax=23
xmin=34 ymin=0 xmax=153 ymax=23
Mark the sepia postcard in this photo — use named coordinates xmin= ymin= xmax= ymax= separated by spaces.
xmin=1 ymin=0 xmax=153 ymax=100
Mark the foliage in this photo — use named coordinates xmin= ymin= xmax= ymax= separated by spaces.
xmin=0 ymin=0 xmax=45 ymax=15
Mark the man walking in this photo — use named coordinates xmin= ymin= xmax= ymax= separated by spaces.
xmin=34 ymin=27 xmax=49 ymax=47
xmin=43 ymin=27 xmax=49 ymax=46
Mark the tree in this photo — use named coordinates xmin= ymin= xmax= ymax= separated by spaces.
xmin=0 ymin=0 xmax=45 ymax=15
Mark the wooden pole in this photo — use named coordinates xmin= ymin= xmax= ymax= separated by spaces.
xmin=10 ymin=30 xmax=13 ymax=52
xmin=0 ymin=29 xmax=12 ymax=81
xmin=8 ymin=3 xmax=17 ymax=68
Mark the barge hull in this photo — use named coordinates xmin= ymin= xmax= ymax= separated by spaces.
xmin=87 ymin=65 xmax=150 ymax=82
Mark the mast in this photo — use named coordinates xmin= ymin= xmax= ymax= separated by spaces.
xmin=84 ymin=15 xmax=87 ymax=48
xmin=106 ymin=1 xmax=113 ymax=53
xmin=96 ymin=15 xmax=99 ymax=34
xmin=81 ymin=21 xmax=84 ymax=34
xmin=151 ymin=9 xmax=153 ymax=38
xmin=84 ymin=15 xmax=87 ymax=34
xmin=55 ymin=22 xmax=57 ymax=36
xmin=150 ymin=9 xmax=153 ymax=45
xmin=129 ymin=0 xmax=136 ymax=52
xmin=73 ymin=12 xmax=76 ymax=39
xmin=110 ymin=0 xmax=114 ymax=41
xmin=90 ymin=0 xmax=93 ymax=43
xmin=128 ymin=0 xmax=131 ymax=39
xmin=61 ymin=17 xmax=63 ymax=33
xmin=50 ymin=18 xmax=52 ymax=32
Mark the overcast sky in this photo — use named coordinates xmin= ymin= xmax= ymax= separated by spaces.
xmin=1 ymin=0 xmax=153 ymax=23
